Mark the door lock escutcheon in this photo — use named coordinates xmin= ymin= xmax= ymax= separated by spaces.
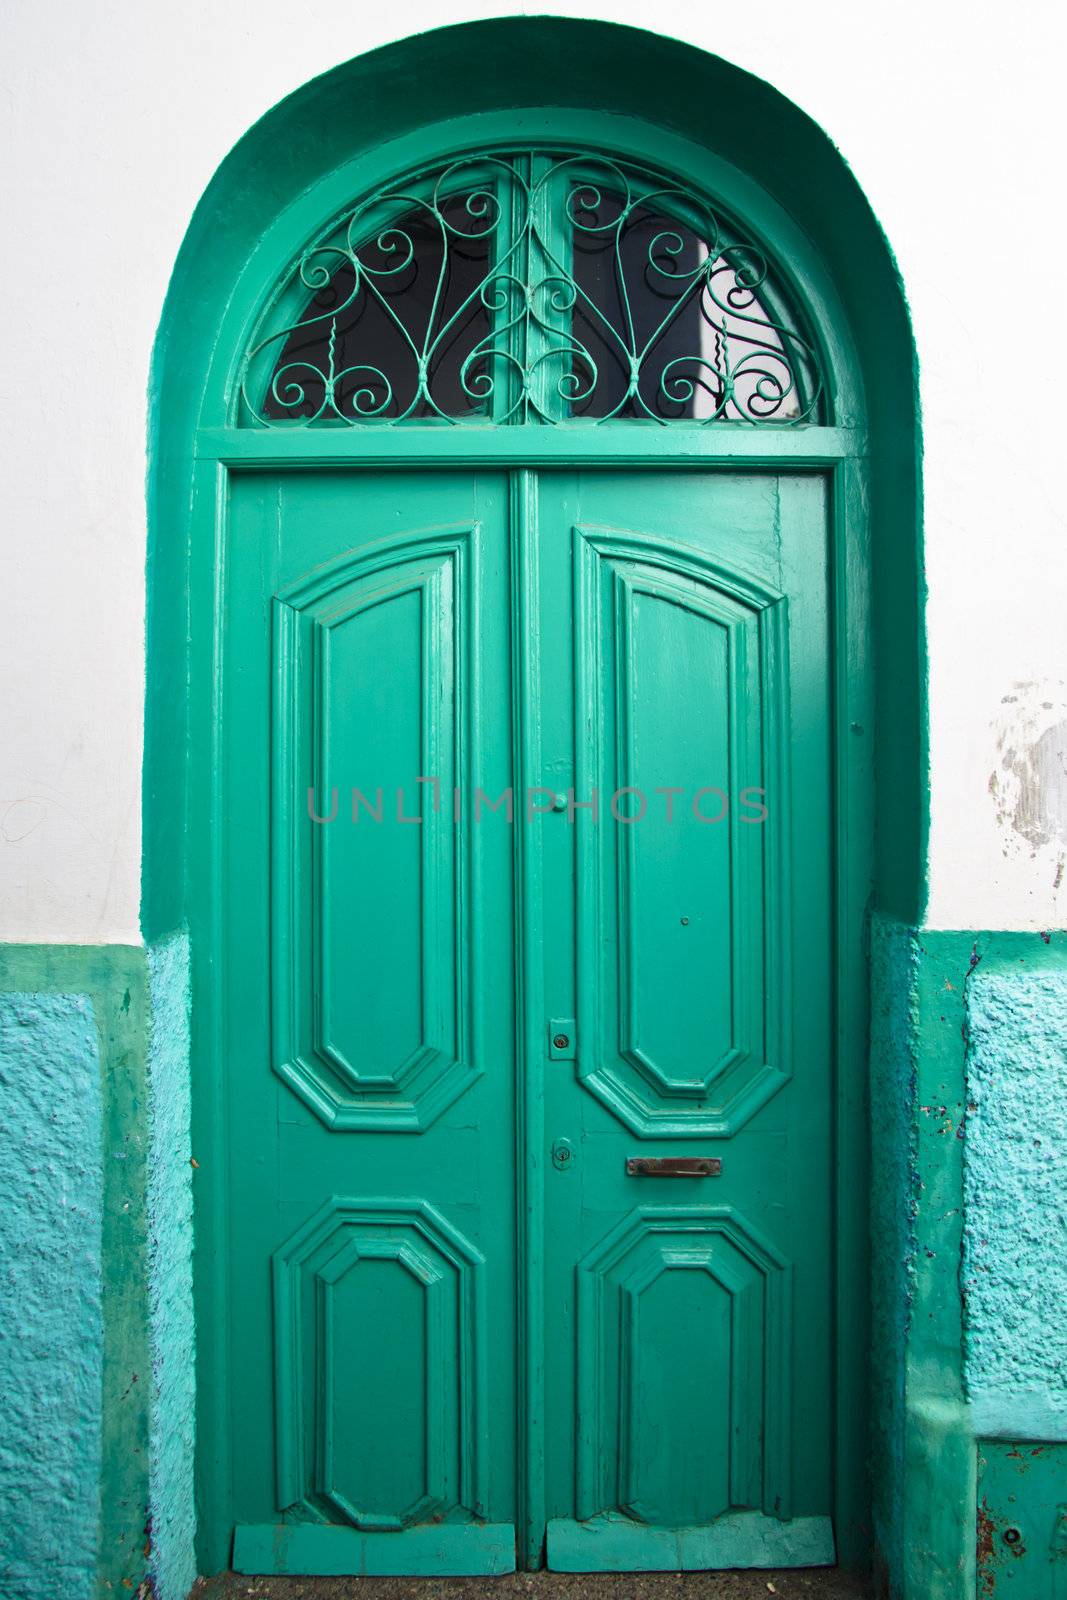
xmin=551 ymin=1137 xmax=576 ymax=1171
xmin=548 ymin=1019 xmax=576 ymax=1059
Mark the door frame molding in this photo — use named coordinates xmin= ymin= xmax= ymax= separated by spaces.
xmin=145 ymin=21 xmax=922 ymax=1575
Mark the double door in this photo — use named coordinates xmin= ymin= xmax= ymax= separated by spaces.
xmin=220 ymin=466 xmax=834 ymax=1574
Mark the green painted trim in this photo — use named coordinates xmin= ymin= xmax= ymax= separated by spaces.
xmin=898 ymin=930 xmax=976 ymax=1600
xmin=870 ymin=921 xmax=1067 ymax=1593
xmin=0 ymin=945 xmax=151 ymax=1600
xmin=831 ymin=453 xmax=876 ymax=1565
xmin=964 ymin=928 xmax=1067 ymax=977
xmin=196 ymin=425 xmax=862 ymax=465
xmin=546 ymin=1512 xmax=835 ymax=1572
xmin=232 ymin=1522 xmax=516 ymax=1576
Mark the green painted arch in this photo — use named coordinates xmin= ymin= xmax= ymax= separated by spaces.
xmin=144 ymin=17 xmax=925 ymax=943
xmin=142 ymin=24 xmax=923 ymax=1575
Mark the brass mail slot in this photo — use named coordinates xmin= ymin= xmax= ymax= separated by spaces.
xmin=625 ymin=1156 xmax=722 ymax=1177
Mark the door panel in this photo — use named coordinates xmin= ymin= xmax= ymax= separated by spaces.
xmin=572 ymin=520 xmax=789 ymax=1134
xmin=272 ymin=524 xmax=480 ymax=1128
xmin=223 ymin=472 xmax=518 ymax=1574
xmin=573 ymin=1207 xmax=788 ymax=1523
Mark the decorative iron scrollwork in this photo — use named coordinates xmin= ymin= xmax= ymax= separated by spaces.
xmin=241 ymin=150 xmax=822 ymax=426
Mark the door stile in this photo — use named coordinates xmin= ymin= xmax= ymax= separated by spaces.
xmin=510 ymin=466 xmax=548 ymax=1565
xmin=828 ymin=453 xmax=874 ymax=1560
xmin=193 ymin=457 xmax=238 ymax=1571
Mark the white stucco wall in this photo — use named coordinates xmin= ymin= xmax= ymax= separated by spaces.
xmin=1 ymin=0 xmax=1065 ymax=942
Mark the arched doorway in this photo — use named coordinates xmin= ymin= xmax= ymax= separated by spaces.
xmin=144 ymin=20 xmax=922 ymax=1580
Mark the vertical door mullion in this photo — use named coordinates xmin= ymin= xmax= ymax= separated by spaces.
xmin=523 ymin=153 xmax=571 ymax=425
xmin=510 ymin=467 xmax=547 ymax=1562
xmin=489 ymin=151 xmax=584 ymax=425
xmin=490 ymin=154 xmax=530 ymax=424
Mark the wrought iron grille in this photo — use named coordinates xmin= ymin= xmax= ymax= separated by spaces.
xmin=240 ymin=150 xmax=823 ymax=426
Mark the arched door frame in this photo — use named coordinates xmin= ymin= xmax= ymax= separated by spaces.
xmin=144 ymin=20 xmax=923 ymax=1575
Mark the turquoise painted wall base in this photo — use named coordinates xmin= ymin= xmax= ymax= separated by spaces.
xmin=0 ymin=947 xmax=150 ymax=1600
xmin=0 ymin=941 xmax=194 ymax=1600
xmin=0 ymin=989 xmax=103 ymax=1600
xmin=1 ymin=926 xmax=1064 ymax=1596
xmin=869 ymin=922 xmax=1067 ymax=1600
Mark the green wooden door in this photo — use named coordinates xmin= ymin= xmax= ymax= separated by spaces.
xmin=223 ymin=471 xmax=520 ymax=1576
xmin=221 ymin=462 xmax=834 ymax=1575
xmin=534 ymin=471 xmax=834 ymax=1570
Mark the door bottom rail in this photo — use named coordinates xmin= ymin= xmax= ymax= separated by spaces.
xmin=546 ymin=1511 xmax=835 ymax=1572
xmin=232 ymin=1520 xmax=517 ymax=1577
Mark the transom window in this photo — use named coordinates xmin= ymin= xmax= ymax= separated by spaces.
xmin=240 ymin=149 xmax=823 ymax=426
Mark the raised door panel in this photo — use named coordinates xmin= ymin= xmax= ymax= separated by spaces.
xmin=272 ymin=525 xmax=479 ymax=1130
xmin=573 ymin=524 xmax=790 ymax=1137
xmin=574 ymin=1206 xmax=790 ymax=1525
xmin=273 ymin=1199 xmax=487 ymax=1527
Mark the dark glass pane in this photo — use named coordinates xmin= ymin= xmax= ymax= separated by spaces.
xmin=568 ymin=188 xmax=804 ymax=422
xmin=263 ymin=196 xmax=492 ymax=422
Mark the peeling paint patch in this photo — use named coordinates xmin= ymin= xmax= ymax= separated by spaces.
xmin=989 ymin=680 xmax=1067 ymax=870
xmin=977 ymin=1496 xmax=998 ymax=1597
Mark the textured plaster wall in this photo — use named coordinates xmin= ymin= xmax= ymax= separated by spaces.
xmin=0 ymin=939 xmax=200 ymax=1600
xmin=964 ymin=958 xmax=1067 ymax=1441
xmin=0 ymin=992 xmax=103 ymax=1600
xmin=146 ymin=932 xmax=196 ymax=1600
xmin=0 ymin=947 xmax=152 ymax=1600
